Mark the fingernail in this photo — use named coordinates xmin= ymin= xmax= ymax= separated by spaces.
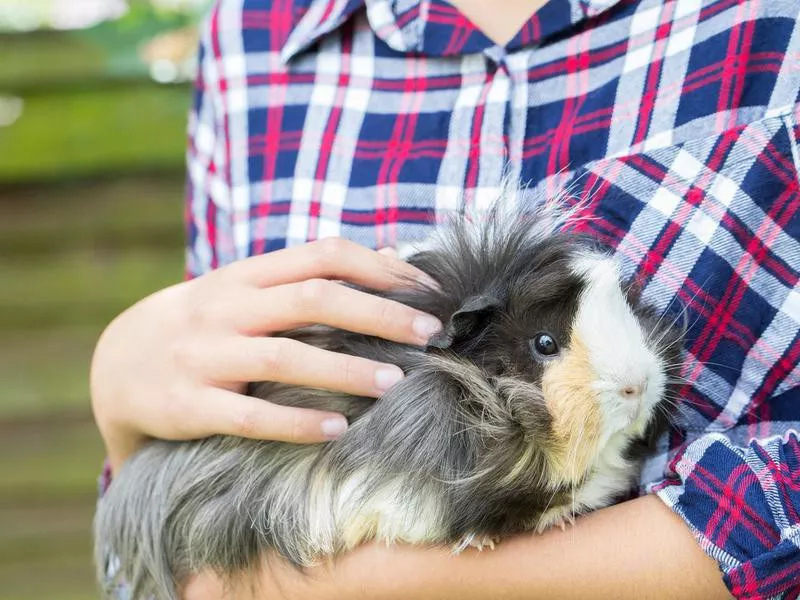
xmin=374 ymin=366 xmax=404 ymax=392
xmin=321 ymin=417 xmax=348 ymax=440
xmin=413 ymin=314 xmax=443 ymax=342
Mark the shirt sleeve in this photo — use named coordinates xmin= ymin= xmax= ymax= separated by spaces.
xmin=651 ymin=429 xmax=800 ymax=600
xmin=185 ymin=6 xmax=234 ymax=280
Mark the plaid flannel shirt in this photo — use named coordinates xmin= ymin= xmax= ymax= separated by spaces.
xmin=185 ymin=0 xmax=800 ymax=597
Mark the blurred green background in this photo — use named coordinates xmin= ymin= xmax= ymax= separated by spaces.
xmin=0 ymin=2 xmax=209 ymax=598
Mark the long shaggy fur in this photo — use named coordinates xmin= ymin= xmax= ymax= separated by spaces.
xmin=94 ymin=197 xmax=684 ymax=599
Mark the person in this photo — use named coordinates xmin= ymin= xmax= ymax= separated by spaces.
xmin=91 ymin=0 xmax=800 ymax=598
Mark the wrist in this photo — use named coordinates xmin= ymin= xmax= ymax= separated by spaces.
xmin=102 ymin=425 xmax=146 ymax=475
xmin=90 ymin=312 xmax=142 ymax=474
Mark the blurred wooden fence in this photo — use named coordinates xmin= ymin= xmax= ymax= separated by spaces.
xmin=0 ymin=29 xmax=190 ymax=599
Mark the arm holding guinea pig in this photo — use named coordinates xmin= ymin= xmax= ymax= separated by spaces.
xmin=240 ymin=426 xmax=800 ymax=600
xmin=199 ymin=494 xmax=730 ymax=600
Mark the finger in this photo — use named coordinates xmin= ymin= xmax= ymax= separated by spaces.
xmin=195 ymin=387 xmax=351 ymax=443
xmin=226 ymin=237 xmax=438 ymax=291
xmin=237 ymin=280 xmax=442 ymax=345
xmin=378 ymin=247 xmax=398 ymax=257
xmin=208 ymin=337 xmax=405 ymax=398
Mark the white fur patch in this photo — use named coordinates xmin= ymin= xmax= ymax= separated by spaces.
xmin=570 ymin=253 xmax=667 ymax=442
xmin=331 ymin=470 xmax=446 ymax=550
xmin=573 ymin=431 xmax=639 ymax=510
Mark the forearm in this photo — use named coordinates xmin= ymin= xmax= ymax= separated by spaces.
xmin=259 ymin=495 xmax=731 ymax=600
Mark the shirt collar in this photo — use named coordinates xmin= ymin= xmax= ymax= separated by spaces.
xmin=280 ymin=0 xmax=624 ymax=63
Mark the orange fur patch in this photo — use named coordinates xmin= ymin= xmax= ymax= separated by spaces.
xmin=340 ymin=512 xmax=380 ymax=550
xmin=541 ymin=336 xmax=602 ymax=485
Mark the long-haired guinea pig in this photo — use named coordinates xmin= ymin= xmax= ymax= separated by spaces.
xmin=94 ymin=194 xmax=685 ymax=600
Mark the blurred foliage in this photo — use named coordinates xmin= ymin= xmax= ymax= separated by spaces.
xmin=0 ymin=244 xmax=185 ymax=331
xmin=0 ymin=33 xmax=109 ymax=92
xmin=0 ymin=0 xmax=209 ymax=89
xmin=81 ymin=0 xmax=199 ymax=45
xmin=0 ymin=3 xmax=207 ymax=599
xmin=76 ymin=1 xmax=204 ymax=78
xmin=0 ymin=177 xmax=185 ymax=256
xmin=0 ymin=179 xmax=185 ymax=600
xmin=0 ymin=177 xmax=185 ymax=418
xmin=0 ymin=419 xmax=106 ymax=600
xmin=0 ymin=1 xmax=206 ymax=183
xmin=0 ymin=0 xmax=209 ymax=33
xmin=0 ymin=85 xmax=190 ymax=183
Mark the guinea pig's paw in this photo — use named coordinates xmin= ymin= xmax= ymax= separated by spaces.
xmin=452 ymin=533 xmax=499 ymax=553
xmin=551 ymin=514 xmax=575 ymax=532
xmin=534 ymin=507 xmax=575 ymax=534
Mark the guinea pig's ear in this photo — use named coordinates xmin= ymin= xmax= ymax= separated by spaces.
xmin=427 ymin=294 xmax=500 ymax=349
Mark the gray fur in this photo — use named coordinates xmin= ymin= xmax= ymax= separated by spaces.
xmin=94 ymin=200 xmax=684 ymax=599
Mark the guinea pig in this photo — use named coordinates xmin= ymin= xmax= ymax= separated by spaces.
xmin=94 ymin=193 xmax=685 ymax=600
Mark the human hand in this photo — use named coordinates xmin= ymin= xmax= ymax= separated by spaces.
xmin=90 ymin=238 xmax=442 ymax=473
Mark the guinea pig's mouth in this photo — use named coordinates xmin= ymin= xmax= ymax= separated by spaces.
xmin=595 ymin=372 xmax=665 ymax=436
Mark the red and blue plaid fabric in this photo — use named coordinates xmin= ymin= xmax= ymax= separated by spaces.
xmin=185 ymin=0 xmax=800 ymax=597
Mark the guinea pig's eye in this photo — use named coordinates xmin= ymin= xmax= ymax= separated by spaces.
xmin=530 ymin=333 xmax=559 ymax=358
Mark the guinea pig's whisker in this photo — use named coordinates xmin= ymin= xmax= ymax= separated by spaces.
xmin=654 ymin=404 xmax=683 ymax=428
xmin=658 ymin=324 xmax=693 ymax=350
xmin=646 ymin=292 xmax=684 ymax=347
xmin=658 ymin=394 xmax=685 ymax=409
xmin=565 ymin=171 xmax=604 ymax=217
xmin=660 ymin=403 xmax=688 ymax=419
xmin=650 ymin=310 xmax=689 ymax=351
xmin=649 ymin=288 xmax=704 ymax=352
xmin=664 ymin=387 xmax=692 ymax=401
xmin=660 ymin=383 xmax=688 ymax=397
xmin=661 ymin=370 xmax=714 ymax=400
xmin=566 ymin=423 xmax=580 ymax=480
xmin=693 ymin=360 xmax=739 ymax=372
xmin=662 ymin=370 xmax=690 ymax=383
xmin=570 ymin=483 xmax=577 ymax=541
xmin=667 ymin=394 xmax=703 ymax=408
xmin=668 ymin=311 xmax=703 ymax=343
xmin=668 ymin=300 xmax=705 ymax=341
xmin=664 ymin=374 xmax=692 ymax=386
xmin=664 ymin=370 xmax=691 ymax=381
xmin=661 ymin=391 xmax=704 ymax=410
xmin=674 ymin=276 xmax=712 ymax=322
xmin=662 ymin=360 xmax=688 ymax=371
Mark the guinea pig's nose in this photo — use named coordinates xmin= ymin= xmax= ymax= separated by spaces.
xmin=620 ymin=383 xmax=645 ymax=400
